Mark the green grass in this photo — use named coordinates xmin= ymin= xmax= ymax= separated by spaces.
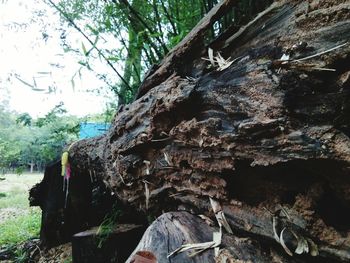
xmin=0 ymin=190 xmax=29 ymax=209
xmin=0 ymin=173 xmax=42 ymax=209
xmin=0 ymin=173 xmax=43 ymax=246
xmin=0 ymin=208 xmax=41 ymax=245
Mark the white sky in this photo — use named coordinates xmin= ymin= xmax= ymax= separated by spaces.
xmin=0 ymin=0 xmax=119 ymax=117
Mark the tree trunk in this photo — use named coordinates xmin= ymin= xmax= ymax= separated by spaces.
xmin=29 ymin=161 xmax=35 ymax=173
xmin=31 ymin=0 xmax=350 ymax=262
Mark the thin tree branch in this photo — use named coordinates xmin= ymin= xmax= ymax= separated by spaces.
xmin=45 ymin=0 xmax=133 ymax=93
xmin=111 ymin=16 xmax=142 ymax=83
xmin=114 ymin=0 xmax=169 ymax=54
xmin=159 ymin=0 xmax=177 ymax=36
xmin=108 ymin=0 xmax=163 ymax=60
xmin=152 ymin=0 xmax=165 ymax=41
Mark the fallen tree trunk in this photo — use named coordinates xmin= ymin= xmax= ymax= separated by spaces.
xmin=31 ymin=0 xmax=350 ymax=262
xmin=126 ymin=211 xmax=296 ymax=263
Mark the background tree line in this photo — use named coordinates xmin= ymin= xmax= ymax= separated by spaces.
xmin=0 ymin=102 xmax=114 ymax=174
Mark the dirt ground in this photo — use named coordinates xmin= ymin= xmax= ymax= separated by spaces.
xmin=37 ymin=243 xmax=72 ymax=263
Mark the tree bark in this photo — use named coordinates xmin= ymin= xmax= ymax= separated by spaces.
xmin=31 ymin=0 xmax=350 ymax=262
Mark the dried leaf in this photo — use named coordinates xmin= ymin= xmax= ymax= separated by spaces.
xmin=198 ymin=137 xmax=204 ymax=147
xmin=272 ymin=216 xmax=280 ymax=243
xmin=210 ymin=197 xmax=233 ymax=234
xmin=280 ymin=206 xmax=291 ymax=220
xmin=215 ymin=53 xmax=234 ymax=71
xmin=208 ymin=48 xmax=215 ymax=66
xmin=295 ymin=236 xmax=309 ymax=255
xmin=213 ymin=231 xmax=222 ymax=257
xmin=290 ymin=230 xmax=308 ymax=255
xmin=143 ymin=160 xmax=151 ymax=175
xmin=280 ymin=53 xmax=290 ymax=62
xmin=168 ymin=231 xmax=221 ymax=258
xmin=206 ymin=48 xmax=235 ymax=71
xmin=198 ymin=214 xmax=215 ymax=226
xmin=164 ymin=152 xmax=172 ymax=166
xmin=216 ymin=211 xmax=233 ymax=234
xmin=168 ymin=240 xmax=218 ymax=258
xmin=209 ymin=197 xmax=222 ymax=214
xmin=292 ymin=42 xmax=348 ymax=62
xmin=280 ymin=228 xmax=293 ymax=256
xmin=144 ymin=181 xmax=150 ymax=210
xmin=306 ymin=238 xmax=319 ymax=257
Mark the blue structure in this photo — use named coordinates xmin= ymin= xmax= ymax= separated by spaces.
xmin=79 ymin=122 xmax=111 ymax=139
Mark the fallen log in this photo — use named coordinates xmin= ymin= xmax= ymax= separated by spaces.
xmin=31 ymin=0 xmax=350 ymax=262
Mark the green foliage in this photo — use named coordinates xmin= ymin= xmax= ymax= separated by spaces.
xmin=0 ymin=104 xmax=79 ymax=173
xmin=14 ymin=250 xmax=26 ymax=263
xmin=16 ymin=113 xmax=32 ymax=126
xmin=96 ymin=204 xmax=122 ymax=248
xmin=0 ymin=100 xmax=117 ymax=173
xmin=48 ymin=0 xmax=272 ymax=106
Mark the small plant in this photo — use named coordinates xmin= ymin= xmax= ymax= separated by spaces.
xmin=147 ymin=214 xmax=156 ymax=225
xmin=63 ymin=258 xmax=73 ymax=263
xmin=96 ymin=204 xmax=122 ymax=248
xmin=14 ymin=248 xmax=28 ymax=263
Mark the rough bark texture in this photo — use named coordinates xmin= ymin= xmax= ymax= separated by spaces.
xmin=31 ymin=0 xmax=350 ymax=262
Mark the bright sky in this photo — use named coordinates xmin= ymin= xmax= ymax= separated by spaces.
xmin=0 ymin=0 xmax=118 ymax=117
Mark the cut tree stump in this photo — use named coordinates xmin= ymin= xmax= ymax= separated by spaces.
xmin=31 ymin=0 xmax=350 ymax=262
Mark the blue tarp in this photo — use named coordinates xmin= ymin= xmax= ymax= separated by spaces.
xmin=79 ymin=122 xmax=110 ymax=139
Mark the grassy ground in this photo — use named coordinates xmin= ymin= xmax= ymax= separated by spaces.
xmin=0 ymin=173 xmax=43 ymax=246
